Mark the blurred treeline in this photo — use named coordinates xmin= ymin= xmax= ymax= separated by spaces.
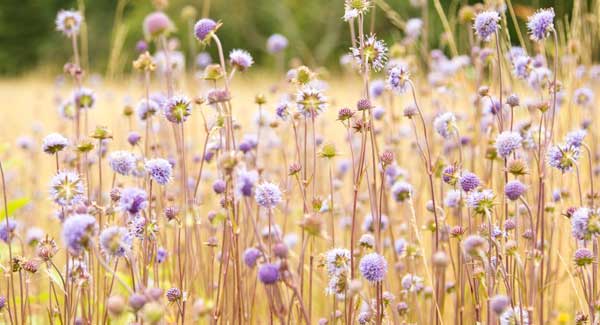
xmin=0 ymin=0 xmax=594 ymax=76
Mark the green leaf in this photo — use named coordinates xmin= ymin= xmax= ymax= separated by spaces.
xmin=0 ymin=197 xmax=30 ymax=220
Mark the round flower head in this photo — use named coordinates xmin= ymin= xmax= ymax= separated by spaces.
xmin=108 ymin=151 xmax=136 ymax=176
xmin=387 ymin=64 xmax=410 ymax=93
xmin=343 ymin=0 xmax=370 ymax=21
xmin=62 ymin=214 xmax=97 ymax=255
xmin=58 ymin=99 xmax=76 ymax=120
xmin=500 ymin=307 xmax=530 ymax=325
xmin=194 ymin=18 xmax=218 ymax=42
xmin=127 ymin=132 xmax=141 ymax=146
xmin=55 ymin=10 xmax=83 ymax=37
xmin=229 ymin=49 xmax=254 ymax=71
xmin=547 ymin=144 xmax=580 ymax=173
xmin=495 ymin=131 xmax=522 ymax=158
xmin=570 ymin=207 xmax=600 ymax=240
xmin=243 ymin=247 xmax=262 ymax=267
xmin=136 ymin=99 xmax=160 ymax=121
xmin=119 ymin=187 xmax=148 ymax=215
xmin=254 ymin=182 xmax=282 ymax=209
xmin=296 ymin=86 xmax=327 ymax=117
xmin=405 ymin=18 xmax=423 ymax=39
xmin=369 ymin=79 xmax=385 ymax=98
xmin=490 ymin=295 xmax=510 ymax=315
xmin=145 ymin=158 xmax=172 ymax=185
xmin=462 ymin=235 xmax=489 ymax=256
xmin=100 ymin=226 xmax=132 ymax=257
xmin=574 ymin=248 xmax=594 ymax=266
xmin=401 ymin=273 xmax=424 ymax=293
xmin=459 ymin=172 xmax=480 ymax=192
xmin=444 ymin=189 xmax=461 ymax=208
xmin=473 ymin=11 xmax=500 ymax=41
xmin=42 ymin=133 xmax=69 ymax=154
xmin=466 ymin=189 xmax=495 ymax=214
xmin=0 ymin=219 xmax=17 ymax=243
xmin=351 ymin=34 xmax=388 ymax=72
xmin=433 ymin=112 xmax=457 ymax=139
xmin=325 ymin=248 xmax=351 ymax=275
xmin=267 ymin=34 xmax=288 ymax=54
xmin=394 ymin=238 xmax=407 ymax=255
xmin=527 ymin=8 xmax=555 ymax=41
xmin=143 ymin=12 xmax=173 ymax=40
xmin=565 ymin=129 xmax=586 ymax=148
xmin=156 ymin=247 xmax=168 ymax=263
xmin=25 ymin=227 xmax=44 ymax=245
xmin=236 ymin=168 xmax=258 ymax=197
xmin=50 ymin=171 xmax=85 ymax=207
xmin=196 ymin=52 xmax=213 ymax=69
xmin=504 ymin=180 xmax=526 ymax=201
xmin=359 ymin=252 xmax=387 ymax=283
xmin=391 ymin=180 xmax=412 ymax=202
xmin=164 ymin=95 xmax=192 ymax=123
xmin=362 ymin=214 xmax=389 ymax=233
xmin=74 ymin=88 xmax=96 ymax=109
xmin=258 ymin=263 xmax=280 ymax=284
xmin=512 ymin=55 xmax=533 ymax=79
xmin=574 ymin=87 xmax=594 ymax=107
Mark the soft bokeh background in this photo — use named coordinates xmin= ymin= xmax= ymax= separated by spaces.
xmin=0 ymin=0 xmax=594 ymax=76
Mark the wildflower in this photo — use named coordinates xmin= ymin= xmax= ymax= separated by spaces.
xmin=401 ymin=273 xmax=424 ymax=292
xmin=391 ymin=180 xmax=412 ymax=202
xmin=462 ymin=235 xmax=489 ymax=256
xmin=194 ymin=18 xmax=219 ymax=42
xmin=55 ymin=10 xmax=83 ymax=37
xmin=254 ymin=182 xmax=282 ymax=209
xmin=108 ymin=151 xmax=136 ymax=176
xmin=362 ymin=214 xmax=389 ymax=232
xmin=571 ymin=207 xmax=600 ymax=240
xmin=527 ymin=8 xmax=555 ymax=41
xmin=466 ymin=189 xmax=495 ymax=214
xmin=359 ymin=252 xmax=387 ymax=283
xmin=500 ymin=307 xmax=530 ymax=325
xmin=74 ymin=88 xmax=95 ymax=109
xmin=62 ymin=214 xmax=97 ymax=255
xmin=99 ymin=226 xmax=132 ymax=257
xmin=128 ymin=132 xmax=141 ymax=146
xmin=196 ymin=52 xmax=212 ymax=69
xmin=243 ymin=247 xmax=262 ymax=268
xmin=574 ymin=87 xmax=594 ymax=107
xmin=25 ymin=228 xmax=44 ymax=246
xmin=156 ymin=247 xmax=168 ymax=263
xmin=459 ymin=172 xmax=480 ymax=192
xmin=442 ymin=165 xmax=458 ymax=185
xmin=343 ymin=0 xmax=370 ymax=21
xmin=136 ymin=99 xmax=160 ymax=121
xmin=359 ymin=234 xmax=375 ymax=249
xmin=490 ymin=295 xmax=510 ymax=315
xmin=565 ymin=129 xmax=586 ymax=148
xmin=495 ymin=131 xmax=522 ymax=158
xmin=547 ymin=144 xmax=580 ymax=173
xmin=473 ymin=11 xmax=500 ymax=41
xmin=143 ymin=12 xmax=173 ymax=39
xmin=351 ymin=35 xmax=388 ymax=72
xmin=325 ymin=248 xmax=351 ymax=275
xmin=164 ymin=95 xmax=192 ymax=123
xmin=433 ymin=112 xmax=457 ymax=139
xmin=42 ymin=133 xmax=69 ymax=154
xmin=394 ymin=238 xmax=407 ymax=255
xmin=266 ymin=34 xmax=288 ymax=54
xmin=50 ymin=171 xmax=85 ymax=207
xmin=369 ymin=79 xmax=385 ymax=98
xmin=296 ymin=86 xmax=327 ymax=117
xmin=574 ymin=248 xmax=594 ymax=266
xmin=229 ymin=49 xmax=254 ymax=71
xmin=505 ymin=180 xmax=526 ymax=201
xmin=145 ymin=158 xmax=172 ymax=185
xmin=0 ymin=219 xmax=17 ymax=243
xmin=166 ymin=288 xmax=182 ymax=302
xmin=444 ymin=189 xmax=461 ymax=208
xmin=129 ymin=293 xmax=147 ymax=311
xmin=119 ymin=187 xmax=148 ymax=215
xmin=405 ymin=18 xmax=423 ymax=39
xmin=258 ymin=263 xmax=280 ymax=284
xmin=275 ymin=100 xmax=291 ymax=120
xmin=356 ymin=98 xmax=372 ymax=111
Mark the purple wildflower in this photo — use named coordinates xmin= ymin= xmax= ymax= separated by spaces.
xmin=504 ymin=180 xmax=526 ymax=201
xmin=359 ymin=253 xmax=387 ymax=283
xmin=0 ymin=219 xmax=17 ymax=243
xmin=56 ymin=10 xmax=83 ymax=37
xmin=143 ymin=12 xmax=173 ymax=39
xmin=62 ymin=214 xmax=97 ymax=254
xmin=258 ymin=263 xmax=280 ymax=284
xmin=459 ymin=172 xmax=480 ymax=192
xmin=495 ymin=131 xmax=522 ymax=158
xmin=50 ymin=171 xmax=85 ymax=207
xmin=527 ymin=8 xmax=555 ymax=41
xmin=164 ymin=95 xmax=192 ymax=123
xmin=243 ymin=247 xmax=262 ymax=268
xmin=99 ymin=226 xmax=132 ymax=257
xmin=194 ymin=18 xmax=218 ymax=42
xmin=119 ymin=187 xmax=148 ymax=215
xmin=254 ymin=182 xmax=282 ymax=209
xmin=145 ymin=158 xmax=172 ymax=185
xmin=108 ymin=151 xmax=136 ymax=176
xmin=229 ymin=49 xmax=254 ymax=71
xmin=473 ymin=11 xmax=500 ymax=41
xmin=42 ymin=133 xmax=69 ymax=154
xmin=267 ymin=34 xmax=288 ymax=54
xmin=156 ymin=247 xmax=168 ymax=263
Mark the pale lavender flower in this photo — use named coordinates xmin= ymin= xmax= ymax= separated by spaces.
xmin=42 ymin=133 xmax=69 ymax=154
xmin=196 ymin=52 xmax=212 ymax=69
xmin=473 ymin=11 xmax=500 ymax=42
xmin=25 ymin=227 xmax=44 ymax=245
xmin=296 ymin=86 xmax=327 ymax=117
xmin=505 ymin=180 xmax=526 ymax=201
xmin=444 ymin=189 xmax=461 ymax=208
xmin=391 ymin=180 xmax=412 ymax=202
xmin=512 ymin=55 xmax=533 ymax=79
xmin=325 ymin=248 xmax=351 ymax=275
xmin=136 ymin=99 xmax=160 ymax=121
xmin=527 ymin=8 xmax=555 ymax=41
xmin=56 ymin=10 xmax=82 ymax=37
xmin=574 ymin=87 xmax=594 ymax=107
xmin=99 ymin=226 xmax=132 ymax=257
xmin=565 ymin=129 xmax=586 ymax=148
xmin=145 ymin=158 xmax=172 ymax=185
xmin=236 ymin=168 xmax=258 ymax=197
xmin=229 ymin=49 xmax=254 ymax=71
xmin=359 ymin=253 xmax=387 ymax=283
xmin=50 ymin=171 xmax=85 ymax=207
xmin=157 ymin=247 xmax=168 ymax=263
xmin=547 ymin=144 xmax=580 ymax=173
xmin=394 ymin=238 xmax=407 ymax=255
xmin=433 ymin=112 xmax=457 ymax=139
xmin=401 ymin=273 xmax=424 ymax=293
xmin=143 ymin=12 xmax=173 ymax=39
xmin=405 ymin=18 xmax=423 ymax=39
xmin=194 ymin=18 xmax=218 ymax=42
xmin=254 ymin=182 xmax=282 ymax=208
xmin=243 ymin=247 xmax=262 ymax=267
xmin=490 ymin=295 xmax=510 ymax=315
xmin=108 ymin=151 xmax=136 ymax=176
xmin=258 ymin=263 xmax=279 ymax=284
xmin=459 ymin=172 xmax=480 ymax=192
xmin=119 ymin=187 xmax=148 ymax=215
xmin=495 ymin=131 xmax=522 ymax=158
xmin=466 ymin=189 xmax=495 ymax=214
xmin=351 ymin=35 xmax=387 ymax=72
xmin=369 ymin=79 xmax=385 ymax=98
xmin=266 ymin=34 xmax=288 ymax=54
xmin=74 ymin=88 xmax=95 ymax=109
xmin=362 ymin=214 xmax=389 ymax=232
xmin=164 ymin=95 xmax=191 ymax=123
xmin=500 ymin=307 xmax=530 ymax=325
xmin=62 ymin=214 xmax=97 ymax=254
xmin=0 ymin=219 xmax=17 ymax=243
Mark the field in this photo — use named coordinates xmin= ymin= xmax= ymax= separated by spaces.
xmin=0 ymin=1 xmax=599 ymax=324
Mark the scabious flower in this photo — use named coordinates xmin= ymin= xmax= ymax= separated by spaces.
xmin=164 ymin=95 xmax=192 ymax=123
xmin=194 ymin=18 xmax=218 ymax=42
xmin=100 ymin=226 xmax=132 ymax=257
xmin=359 ymin=253 xmax=387 ymax=283
xmin=433 ymin=112 xmax=457 ymax=139
xmin=527 ymin=8 xmax=555 ymax=41
xmin=296 ymin=86 xmax=327 ymax=117
xmin=235 ymin=168 xmax=258 ymax=197
xmin=266 ymin=34 xmax=288 ymax=54
xmin=119 ymin=187 xmax=148 ymax=215
xmin=243 ymin=247 xmax=262 ymax=268
xmin=547 ymin=144 xmax=580 ymax=173
xmin=405 ymin=18 xmax=423 ymax=39
xmin=574 ymin=87 xmax=594 ymax=107
xmin=500 ymin=307 xmax=530 ymax=325
xmin=143 ymin=12 xmax=173 ymax=39
xmin=512 ymin=55 xmax=533 ymax=79
xmin=462 ymin=235 xmax=489 ymax=256
xmin=565 ymin=129 xmax=586 ymax=148
xmin=571 ymin=207 xmax=600 ymax=240
xmin=0 ymin=219 xmax=17 ymax=243
xmin=504 ymin=180 xmax=526 ymax=201
xmin=459 ymin=172 xmax=480 ymax=192
xmin=343 ymin=0 xmax=370 ymax=21
xmin=391 ymin=180 xmax=412 ymax=202
xmin=229 ymin=49 xmax=254 ymax=71
xmin=466 ymin=189 xmax=495 ymax=214
xmin=55 ymin=10 xmax=83 ymax=37
xmin=369 ymin=79 xmax=385 ymax=98
xmin=156 ymin=247 xmax=168 ymax=263
xmin=495 ymin=131 xmax=522 ymax=158
xmin=473 ymin=11 xmax=500 ymax=41
xmin=444 ymin=189 xmax=461 ymax=208
xmin=574 ymin=248 xmax=594 ymax=266
xmin=50 ymin=171 xmax=85 ymax=207
xmin=26 ymin=228 xmax=44 ymax=245
xmin=108 ymin=151 xmax=136 ymax=176
xmin=136 ymin=99 xmax=160 ymax=121
xmin=254 ymin=182 xmax=282 ymax=209
xmin=62 ymin=214 xmax=97 ymax=255
xmin=42 ymin=133 xmax=69 ymax=154
xmin=362 ymin=214 xmax=389 ymax=232
xmin=351 ymin=35 xmax=387 ymax=72
xmin=258 ymin=263 xmax=280 ymax=284
xmin=401 ymin=273 xmax=424 ymax=293
xmin=74 ymin=88 xmax=96 ymax=109
xmin=490 ymin=295 xmax=510 ymax=315
xmin=145 ymin=158 xmax=172 ymax=185
xmin=325 ymin=248 xmax=351 ymax=275
xmin=387 ymin=64 xmax=410 ymax=93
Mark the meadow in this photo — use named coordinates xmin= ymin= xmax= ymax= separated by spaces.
xmin=0 ymin=1 xmax=599 ymax=324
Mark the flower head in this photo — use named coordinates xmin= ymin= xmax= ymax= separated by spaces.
xmin=56 ymin=10 xmax=83 ymax=37
xmin=433 ymin=112 xmax=457 ymax=139
xmin=495 ymin=131 xmax=522 ymax=158
xmin=258 ymin=263 xmax=280 ymax=284
xmin=466 ymin=189 xmax=495 ymax=214
xmin=137 ymin=99 xmax=160 ymax=121
xmin=42 ymin=133 xmax=69 ymax=154
xmin=387 ymin=64 xmax=410 ymax=93
xmin=119 ymin=187 xmax=148 ymax=215
xmin=500 ymin=307 xmax=530 ymax=325
xmin=267 ymin=34 xmax=288 ymax=54
xmin=296 ymin=86 xmax=327 ymax=117
xmin=74 ymin=88 xmax=96 ymax=109
xmin=145 ymin=158 xmax=172 ymax=185
xmin=0 ymin=219 xmax=17 ymax=243
xmin=108 ymin=151 xmax=136 ymax=176
xmin=473 ymin=11 xmax=500 ymax=41
xmin=504 ymin=180 xmax=526 ymax=201
xmin=143 ymin=12 xmax=173 ymax=39
xmin=565 ymin=129 xmax=586 ymax=148
xmin=391 ymin=180 xmax=412 ymax=202
xmin=100 ymin=226 xmax=132 ymax=257
xmin=359 ymin=252 xmax=387 ymax=283
xmin=325 ymin=248 xmax=351 ymax=275
xmin=547 ymin=144 xmax=580 ymax=173
xmin=62 ymin=214 xmax=97 ymax=255
xmin=574 ymin=248 xmax=594 ymax=266
xmin=164 ymin=95 xmax=192 ymax=123
xmin=194 ymin=18 xmax=218 ymax=42
xmin=50 ymin=171 xmax=85 ymax=207
xmin=351 ymin=35 xmax=387 ymax=72
xmin=527 ymin=8 xmax=555 ymax=41
xmin=462 ymin=235 xmax=489 ymax=256
xmin=459 ymin=172 xmax=480 ymax=192
xmin=229 ymin=49 xmax=254 ymax=71
xmin=236 ymin=168 xmax=258 ymax=197
xmin=243 ymin=247 xmax=262 ymax=267
xmin=254 ymin=182 xmax=282 ymax=209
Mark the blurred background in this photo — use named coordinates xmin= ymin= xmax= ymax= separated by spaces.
xmin=0 ymin=0 xmax=594 ymax=76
